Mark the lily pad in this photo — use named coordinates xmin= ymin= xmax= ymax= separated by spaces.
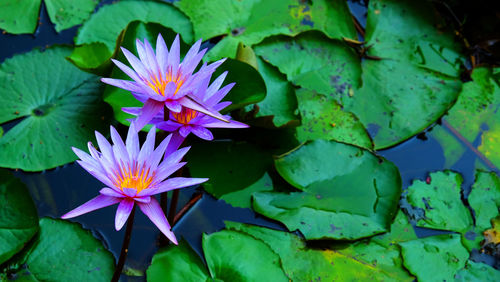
xmin=431 ymin=67 xmax=500 ymax=170
xmin=220 ymin=172 xmax=273 ymax=209
xmin=468 ymin=170 xmax=500 ymax=231
xmin=295 ymin=88 xmax=372 ymax=149
xmin=76 ymin=0 xmax=193 ymax=56
xmin=147 ymin=230 xmax=288 ymax=281
xmin=67 ymin=42 xmax=113 ymax=75
xmin=45 ymin=0 xmax=100 ymax=32
xmin=455 ymin=261 xmax=500 ymax=281
xmin=400 ymin=234 xmax=469 ymax=282
xmin=253 ymin=140 xmax=401 ymax=240
xmin=0 ymin=170 xmax=39 ymax=265
xmin=3 ymin=218 xmax=115 ymax=281
xmin=0 ymin=46 xmax=112 ymax=171
xmin=0 ymin=0 xmax=41 ymax=34
xmin=186 ymin=140 xmax=272 ymax=207
xmin=176 ymin=0 xmax=356 ymax=61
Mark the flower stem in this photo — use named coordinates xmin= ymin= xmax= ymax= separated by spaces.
xmin=173 ymin=192 xmax=202 ymax=225
xmin=111 ymin=206 xmax=136 ymax=282
xmin=167 ymin=189 xmax=180 ymax=224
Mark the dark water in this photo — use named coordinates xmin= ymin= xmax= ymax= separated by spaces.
xmin=1 ymin=0 xmax=497 ymax=280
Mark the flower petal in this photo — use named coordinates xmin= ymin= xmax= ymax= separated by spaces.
xmin=179 ymin=96 xmax=229 ymax=123
xmin=110 ymin=126 xmax=130 ymax=165
xmin=115 ymin=199 xmax=134 ymax=231
xmin=202 ymin=119 xmax=249 ymax=129
xmin=190 ymin=125 xmax=214 ymax=140
xmin=137 ymin=125 xmax=156 ymax=166
xmin=178 ymin=126 xmax=191 ymax=138
xmin=156 ymin=33 xmax=169 ymax=78
xmin=122 ymin=187 xmax=137 ymax=197
xmin=111 ymin=59 xmax=143 ymax=83
xmin=168 ymin=35 xmax=180 ymax=79
xmin=121 ymin=47 xmax=150 ymax=79
xmin=126 ymin=122 xmax=140 ymax=159
xmin=101 ymin=78 xmax=144 ymax=93
xmin=135 ymin=99 xmax=164 ymax=131
xmin=165 ymin=99 xmax=182 ymax=113
xmin=138 ymin=198 xmax=177 ymax=244
xmin=61 ymin=195 xmax=120 ymax=219
xmin=154 ymin=177 xmax=208 ymax=194
xmin=100 ymin=187 xmax=125 ymax=198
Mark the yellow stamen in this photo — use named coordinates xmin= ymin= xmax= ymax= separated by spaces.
xmin=146 ymin=68 xmax=184 ymax=96
xmin=172 ymin=108 xmax=198 ymax=124
xmin=113 ymin=162 xmax=154 ymax=193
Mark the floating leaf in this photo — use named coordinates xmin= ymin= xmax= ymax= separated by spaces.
xmin=0 ymin=0 xmax=41 ymax=34
xmin=0 ymin=46 xmax=112 ymax=171
xmin=67 ymin=42 xmax=113 ymax=75
xmin=44 ymin=0 xmax=100 ymax=32
xmin=455 ymin=261 xmax=500 ymax=281
xmin=186 ymin=140 xmax=272 ymax=207
xmin=405 ymin=170 xmax=473 ymax=233
xmin=147 ymin=230 xmax=288 ymax=281
xmin=431 ymin=67 xmax=500 ymax=171
xmin=176 ymin=0 xmax=356 ymax=61
xmin=3 ymin=218 xmax=115 ymax=281
xmin=400 ymin=234 xmax=469 ymax=282
xmin=253 ymin=140 xmax=401 ymax=240
xmin=468 ymin=170 xmax=500 ymax=231
xmin=295 ymin=88 xmax=372 ymax=149
xmin=76 ymin=0 xmax=193 ymax=57
xmin=0 ymin=170 xmax=38 ymax=265
xmin=220 ymin=172 xmax=273 ymax=209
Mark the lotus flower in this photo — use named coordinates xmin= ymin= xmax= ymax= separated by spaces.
xmin=123 ymin=71 xmax=249 ymax=152
xmin=61 ymin=123 xmax=207 ymax=244
xmin=102 ymin=34 xmax=229 ymax=131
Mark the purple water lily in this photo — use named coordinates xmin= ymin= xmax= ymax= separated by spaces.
xmin=61 ymin=123 xmax=207 ymax=244
xmin=123 ymin=71 xmax=248 ymax=151
xmin=102 ymin=34 xmax=229 ymax=131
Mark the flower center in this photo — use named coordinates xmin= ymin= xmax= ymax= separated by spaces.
xmin=146 ymin=68 xmax=184 ymax=96
xmin=172 ymin=107 xmax=199 ymax=124
xmin=114 ymin=164 xmax=154 ymax=193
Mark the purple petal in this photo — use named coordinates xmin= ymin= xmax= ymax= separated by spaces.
xmin=137 ymin=125 xmax=157 ymax=166
xmin=135 ymin=99 xmax=164 ymax=131
xmin=179 ymin=96 xmax=229 ymax=123
xmin=101 ymin=78 xmax=144 ymax=93
xmin=163 ymin=81 xmax=178 ymax=99
xmin=205 ymin=71 xmax=228 ymax=99
xmin=121 ymin=47 xmax=150 ymax=79
xmin=72 ymin=147 xmax=97 ymax=165
xmin=134 ymin=196 xmax=151 ymax=203
xmin=126 ymin=122 xmax=140 ymax=159
xmin=156 ymin=34 xmax=169 ymax=78
xmin=202 ymin=119 xmax=249 ymax=129
xmin=149 ymin=162 xmax=186 ymax=188
xmin=122 ymin=107 xmax=141 ymax=116
xmin=135 ymin=40 xmax=152 ymax=75
xmin=100 ymin=187 xmax=125 ymax=198
xmin=138 ymin=198 xmax=177 ymax=244
xmin=115 ymin=199 xmax=134 ymax=231
xmin=143 ymin=39 xmax=161 ymax=79
xmin=132 ymin=92 xmax=149 ymax=103
xmin=110 ymin=126 xmax=130 ymax=165
xmin=111 ymin=59 xmax=143 ymax=83
xmin=123 ymin=188 xmax=137 ymax=197
xmin=61 ymin=195 xmax=120 ymax=219
xmin=149 ymin=134 xmax=172 ymax=171
xmin=153 ymin=177 xmax=208 ymax=194
xmin=190 ymin=125 xmax=214 ymax=140
xmin=76 ymin=160 xmax=115 ymax=188
xmin=165 ymin=100 xmax=182 ymax=113
xmin=168 ymin=35 xmax=180 ymax=79
xmin=178 ymin=126 xmax=191 ymax=138
xmin=205 ymin=83 xmax=235 ymax=106
xmin=165 ymin=132 xmax=186 ymax=156
xmin=156 ymin=120 xmax=183 ymax=132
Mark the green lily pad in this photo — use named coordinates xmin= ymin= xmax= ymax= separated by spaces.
xmin=67 ymin=42 xmax=113 ymax=75
xmin=253 ymin=140 xmax=401 ymax=240
xmin=0 ymin=0 xmax=98 ymax=34
xmin=0 ymin=0 xmax=41 ymax=34
xmin=431 ymin=67 xmax=500 ymax=170
xmin=468 ymin=170 xmax=500 ymax=231
xmin=400 ymin=234 xmax=469 ymax=282
xmin=186 ymin=140 xmax=272 ymax=208
xmin=220 ymin=172 xmax=273 ymax=209
xmin=76 ymin=0 xmax=193 ymax=57
xmin=251 ymin=57 xmax=298 ymax=127
xmin=295 ymin=88 xmax=372 ymax=149
xmin=176 ymin=0 xmax=356 ymax=61
xmin=0 ymin=170 xmax=39 ymax=265
xmin=405 ymin=170 xmax=473 ymax=233
xmin=3 ymin=218 xmax=115 ymax=281
xmin=45 ymin=0 xmax=100 ymax=32
xmin=254 ymin=31 xmax=361 ymax=100
xmin=147 ymin=230 xmax=288 ymax=281
xmin=455 ymin=261 xmax=500 ymax=281
xmin=0 ymin=46 xmax=112 ymax=171
xmin=103 ymin=21 xmax=189 ymax=127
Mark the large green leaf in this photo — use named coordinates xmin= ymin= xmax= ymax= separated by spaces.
xmin=0 ymin=0 xmax=41 ymax=34
xmin=3 ymin=218 xmax=115 ymax=281
xmin=147 ymin=230 xmax=288 ymax=281
xmin=455 ymin=261 xmax=500 ymax=281
xmin=0 ymin=170 xmax=38 ymax=265
xmin=176 ymin=0 xmax=356 ymax=61
xmin=0 ymin=0 xmax=98 ymax=34
xmin=67 ymin=42 xmax=113 ymax=75
xmin=400 ymin=234 xmax=469 ymax=282
xmin=0 ymin=46 xmax=112 ymax=171
xmin=295 ymin=88 xmax=372 ymax=149
xmin=253 ymin=140 xmax=401 ymax=240
xmin=431 ymin=67 xmax=500 ymax=169
xmin=220 ymin=172 xmax=273 ymax=209
xmin=186 ymin=140 xmax=272 ymax=207
xmin=44 ymin=0 xmax=99 ymax=32
xmin=254 ymin=32 xmax=361 ymax=99
xmin=468 ymin=170 xmax=500 ymax=231
xmin=103 ymin=21 xmax=189 ymax=127
xmin=405 ymin=170 xmax=473 ymax=233
xmin=76 ymin=0 xmax=193 ymax=54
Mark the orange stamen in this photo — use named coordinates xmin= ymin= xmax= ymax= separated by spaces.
xmin=172 ymin=108 xmax=199 ymax=124
xmin=113 ymin=162 xmax=154 ymax=194
xmin=146 ymin=68 xmax=184 ymax=97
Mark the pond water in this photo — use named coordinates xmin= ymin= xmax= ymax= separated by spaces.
xmin=1 ymin=0 xmax=498 ymax=280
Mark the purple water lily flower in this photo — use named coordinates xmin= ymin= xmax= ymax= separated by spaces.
xmin=123 ymin=71 xmax=249 ymax=151
xmin=61 ymin=123 xmax=207 ymax=244
xmin=102 ymin=34 xmax=229 ymax=131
